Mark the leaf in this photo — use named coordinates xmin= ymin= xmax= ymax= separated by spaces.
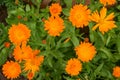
xmin=71 ymin=35 xmax=79 ymax=47
xmin=63 ymin=0 xmax=72 ymax=8
xmin=62 ymin=8 xmax=70 ymax=16
xmin=26 ymin=4 xmax=31 ymax=12
xmin=116 ymin=37 xmax=120 ymax=53
xmin=100 ymin=47 xmax=113 ymax=60
xmin=0 ymin=48 xmax=8 ymax=66
xmin=94 ymin=62 xmax=104 ymax=75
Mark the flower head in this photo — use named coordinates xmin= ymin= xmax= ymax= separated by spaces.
xmin=90 ymin=7 xmax=116 ymax=34
xmin=13 ymin=42 xmax=33 ymax=61
xmin=4 ymin=42 xmax=10 ymax=48
xmin=44 ymin=16 xmax=65 ymax=36
xmin=49 ymin=3 xmax=62 ymax=17
xmin=27 ymin=72 xmax=34 ymax=80
xmin=65 ymin=58 xmax=82 ymax=76
xmin=75 ymin=42 xmax=96 ymax=62
xmin=99 ymin=0 xmax=116 ymax=6
xmin=69 ymin=4 xmax=91 ymax=28
xmin=2 ymin=61 xmax=21 ymax=79
xmin=24 ymin=56 xmax=44 ymax=75
xmin=113 ymin=66 xmax=120 ymax=78
xmin=8 ymin=23 xmax=31 ymax=45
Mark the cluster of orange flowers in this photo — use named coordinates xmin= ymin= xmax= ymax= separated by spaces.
xmin=2 ymin=0 xmax=119 ymax=79
xmin=44 ymin=3 xmax=65 ymax=36
xmin=65 ymin=0 xmax=118 ymax=78
xmin=44 ymin=1 xmax=116 ymax=37
xmin=65 ymin=41 xmax=96 ymax=76
xmin=2 ymin=23 xmax=44 ymax=80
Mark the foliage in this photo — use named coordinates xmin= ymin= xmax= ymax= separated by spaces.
xmin=0 ymin=0 xmax=120 ymax=80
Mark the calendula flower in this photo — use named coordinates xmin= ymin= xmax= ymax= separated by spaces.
xmin=75 ymin=42 xmax=96 ymax=62
xmin=8 ymin=23 xmax=31 ymax=45
xmin=13 ymin=42 xmax=33 ymax=61
xmin=4 ymin=42 xmax=10 ymax=48
xmin=99 ymin=0 xmax=116 ymax=6
xmin=113 ymin=66 xmax=120 ymax=78
xmin=44 ymin=16 xmax=65 ymax=36
xmin=65 ymin=58 xmax=82 ymax=76
xmin=27 ymin=72 xmax=34 ymax=80
xmin=90 ymin=7 xmax=116 ymax=34
xmin=49 ymin=3 xmax=62 ymax=17
xmin=2 ymin=61 xmax=21 ymax=79
xmin=69 ymin=4 xmax=91 ymax=28
xmin=24 ymin=56 xmax=44 ymax=75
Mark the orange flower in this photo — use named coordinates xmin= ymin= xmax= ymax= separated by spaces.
xmin=69 ymin=4 xmax=91 ymax=28
xmin=99 ymin=0 xmax=116 ymax=6
xmin=24 ymin=56 xmax=44 ymax=75
xmin=17 ymin=15 xmax=22 ymax=19
xmin=2 ymin=61 xmax=21 ymax=79
xmin=49 ymin=3 xmax=62 ymax=17
xmin=27 ymin=72 xmax=34 ymax=80
xmin=65 ymin=58 xmax=82 ymax=76
xmin=113 ymin=66 xmax=120 ymax=78
xmin=8 ymin=23 xmax=31 ymax=45
xmin=44 ymin=16 xmax=65 ymax=36
xmin=75 ymin=42 xmax=96 ymax=62
xmin=13 ymin=42 xmax=33 ymax=61
xmin=4 ymin=42 xmax=10 ymax=48
xmin=90 ymin=7 xmax=116 ymax=34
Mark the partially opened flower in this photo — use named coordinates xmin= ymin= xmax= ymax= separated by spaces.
xmin=24 ymin=56 xmax=44 ymax=75
xmin=49 ymin=3 xmax=62 ymax=17
xmin=75 ymin=42 xmax=96 ymax=62
xmin=44 ymin=16 xmax=65 ymax=36
xmin=99 ymin=0 xmax=116 ymax=6
xmin=90 ymin=7 xmax=116 ymax=34
xmin=65 ymin=58 xmax=82 ymax=76
xmin=113 ymin=66 xmax=120 ymax=78
xmin=2 ymin=61 xmax=21 ymax=79
xmin=8 ymin=23 xmax=31 ymax=45
xmin=27 ymin=72 xmax=34 ymax=80
xmin=69 ymin=4 xmax=91 ymax=28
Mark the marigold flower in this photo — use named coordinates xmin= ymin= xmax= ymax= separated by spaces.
xmin=4 ymin=42 xmax=10 ymax=48
xmin=13 ymin=42 xmax=33 ymax=61
xmin=17 ymin=15 xmax=22 ymax=19
xmin=44 ymin=16 xmax=65 ymax=36
xmin=113 ymin=66 xmax=120 ymax=78
xmin=69 ymin=4 xmax=91 ymax=28
xmin=24 ymin=56 xmax=44 ymax=75
xmin=75 ymin=42 xmax=96 ymax=62
xmin=65 ymin=58 xmax=82 ymax=76
xmin=90 ymin=7 xmax=116 ymax=34
xmin=27 ymin=72 xmax=34 ymax=80
xmin=49 ymin=3 xmax=62 ymax=17
xmin=8 ymin=23 xmax=31 ymax=45
xmin=2 ymin=61 xmax=21 ymax=79
xmin=99 ymin=0 xmax=116 ymax=6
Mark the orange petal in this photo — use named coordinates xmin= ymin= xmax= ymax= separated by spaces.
xmin=92 ymin=24 xmax=99 ymax=31
xmin=100 ymin=7 xmax=107 ymax=19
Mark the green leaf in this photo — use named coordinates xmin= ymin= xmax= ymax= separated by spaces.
xmin=116 ymin=38 xmax=120 ymax=53
xmin=0 ymin=48 xmax=8 ymax=66
xmin=62 ymin=8 xmax=70 ymax=16
xmin=94 ymin=62 xmax=104 ymax=75
xmin=71 ymin=35 xmax=79 ymax=47
xmin=100 ymin=47 xmax=113 ymax=60
xmin=26 ymin=4 xmax=31 ymax=12
xmin=63 ymin=0 xmax=72 ymax=8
